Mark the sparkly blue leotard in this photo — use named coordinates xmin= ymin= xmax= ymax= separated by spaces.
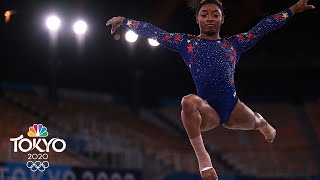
xmin=123 ymin=9 xmax=292 ymax=123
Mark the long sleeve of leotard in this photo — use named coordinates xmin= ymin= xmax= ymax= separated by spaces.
xmin=122 ymin=18 xmax=185 ymax=52
xmin=232 ymin=8 xmax=293 ymax=54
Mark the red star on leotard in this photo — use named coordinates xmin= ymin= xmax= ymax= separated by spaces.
xmin=248 ymin=33 xmax=255 ymax=40
xmin=233 ymin=49 xmax=237 ymax=55
xmin=221 ymin=42 xmax=228 ymax=48
xmin=187 ymin=44 xmax=195 ymax=53
xmin=175 ymin=35 xmax=181 ymax=41
xmin=163 ymin=35 xmax=170 ymax=42
xmin=237 ymin=35 xmax=245 ymax=40
xmin=275 ymin=14 xmax=283 ymax=20
xmin=133 ymin=21 xmax=140 ymax=27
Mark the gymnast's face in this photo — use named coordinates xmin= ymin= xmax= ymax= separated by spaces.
xmin=196 ymin=3 xmax=224 ymax=36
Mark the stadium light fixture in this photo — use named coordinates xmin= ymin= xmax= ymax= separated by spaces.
xmin=46 ymin=15 xmax=61 ymax=32
xmin=73 ymin=20 xmax=87 ymax=35
xmin=148 ymin=38 xmax=160 ymax=47
xmin=125 ymin=30 xmax=138 ymax=43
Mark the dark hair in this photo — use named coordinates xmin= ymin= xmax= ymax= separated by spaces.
xmin=188 ymin=0 xmax=224 ymax=16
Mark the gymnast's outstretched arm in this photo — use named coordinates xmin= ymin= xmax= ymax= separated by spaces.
xmin=106 ymin=16 xmax=185 ymax=52
xmin=231 ymin=0 xmax=315 ymax=56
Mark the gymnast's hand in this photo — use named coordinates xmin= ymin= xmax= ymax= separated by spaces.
xmin=290 ymin=0 xmax=315 ymax=14
xmin=106 ymin=16 xmax=125 ymax=34
xmin=201 ymin=168 xmax=218 ymax=180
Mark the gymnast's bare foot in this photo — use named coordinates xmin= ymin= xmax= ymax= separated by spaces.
xmin=201 ymin=167 xmax=218 ymax=180
xmin=256 ymin=113 xmax=276 ymax=142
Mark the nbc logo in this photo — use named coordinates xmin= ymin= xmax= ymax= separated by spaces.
xmin=27 ymin=124 xmax=49 ymax=137
xmin=10 ymin=123 xmax=67 ymax=172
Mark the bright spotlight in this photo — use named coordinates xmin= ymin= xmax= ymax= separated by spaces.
xmin=46 ymin=15 xmax=61 ymax=32
xmin=73 ymin=20 xmax=87 ymax=35
xmin=125 ymin=30 xmax=138 ymax=43
xmin=148 ymin=38 xmax=160 ymax=47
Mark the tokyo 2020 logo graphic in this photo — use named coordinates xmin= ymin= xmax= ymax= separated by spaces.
xmin=10 ymin=124 xmax=66 ymax=172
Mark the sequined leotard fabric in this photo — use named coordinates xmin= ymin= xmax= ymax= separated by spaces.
xmin=123 ymin=9 xmax=292 ymax=123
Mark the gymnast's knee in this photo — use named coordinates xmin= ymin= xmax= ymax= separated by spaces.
xmin=181 ymin=94 xmax=198 ymax=112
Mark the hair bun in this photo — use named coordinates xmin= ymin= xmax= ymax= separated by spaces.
xmin=187 ymin=0 xmax=224 ymax=15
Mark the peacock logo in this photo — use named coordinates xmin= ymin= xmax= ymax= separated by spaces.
xmin=27 ymin=124 xmax=49 ymax=137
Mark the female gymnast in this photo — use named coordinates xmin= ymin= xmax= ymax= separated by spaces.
xmin=106 ymin=0 xmax=315 ymax=179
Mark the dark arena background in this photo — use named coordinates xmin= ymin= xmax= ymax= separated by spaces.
xmin=1 ymin=0 xmax=320 ymax=179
